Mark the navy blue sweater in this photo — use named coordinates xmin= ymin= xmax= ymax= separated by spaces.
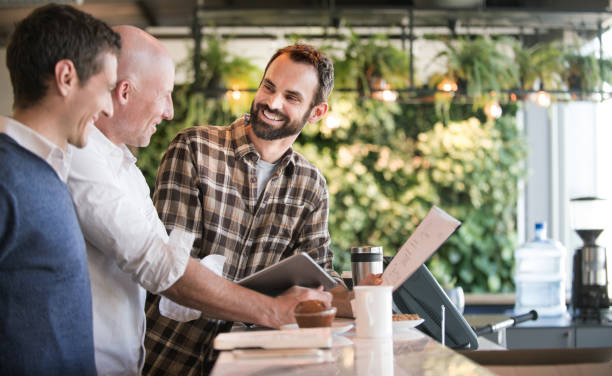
xmin=0 ymin=134 xmax=96 ymax=375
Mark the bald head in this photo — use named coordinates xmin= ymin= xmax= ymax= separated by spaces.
xmin=113 ymin=25 xmax=173 ymax=86
xmin=96 ymin=25 xmax=175 ymax=147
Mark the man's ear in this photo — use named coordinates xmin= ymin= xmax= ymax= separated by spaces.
xmin=54 ymin=59 xmax=78 ymax=97
xmin=116 ymin=79 xmax=131 ymax=105
xmin=307 ymin=102 xmax=328 ymax=123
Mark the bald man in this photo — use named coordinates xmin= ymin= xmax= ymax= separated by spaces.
xmin=67 ymin=26 xmax=331 ymax=375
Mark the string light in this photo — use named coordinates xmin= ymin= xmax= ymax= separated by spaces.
xmin=534 ymin=90 xmax=551 ymax=107
xmin=371 ymin=79 xmax=398 ymax=102
xmin=325 ymin=113 xmax=341 ymax=129
xmin=484 ymin=100 xmax=502 ymax=119
xmin=437 ymin=77 xmax=458 ymax=92
xmin=231 ymin=90 xmax=241 ymax=100
xmin=227 ymin=85 xmax=242 ymax=100
xmin=380 ymin=89 xmax=398 ymax=102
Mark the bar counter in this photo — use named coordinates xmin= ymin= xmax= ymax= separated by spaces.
xmin=211 ymin=323 xmax=495 ymax=376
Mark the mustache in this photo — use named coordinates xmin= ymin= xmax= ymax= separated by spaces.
xmin=254 ymin=103 xmax=288 ymax=121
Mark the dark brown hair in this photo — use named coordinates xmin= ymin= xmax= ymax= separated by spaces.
xmin=264 ymin=43 xmax=334 ymax=105
xmin=6 ymin=3 xmax=121 ymax=109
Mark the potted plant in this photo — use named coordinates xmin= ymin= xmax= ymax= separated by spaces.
xmin=196 ymin=33 xmax=261 ymax=100
xmin=430 ymin=36 xmax=519 ymax=107
xmin=563 ymin=45 xmax=600 ymax=98
xmin=510 ymin=40 xmax=565 ymax=93
xmin=333 ymin=31 xmax=411 ymax=98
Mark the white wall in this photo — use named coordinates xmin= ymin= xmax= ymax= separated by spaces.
xmin=520 ymin=100 xmax=612 ymax=298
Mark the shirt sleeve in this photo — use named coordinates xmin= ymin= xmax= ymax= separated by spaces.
xmin=152 ymin=132 xmax=203 ymax=257
xmin=68 ymin=144 xmax=193 ymax=294
xmin=294 ymin=181 xmax=343 ymax=284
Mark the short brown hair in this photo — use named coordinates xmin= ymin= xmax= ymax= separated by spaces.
xmin=264 ymin=43 xmax=334 ymax=105
xmin=6 ymin=4 xmax=121 ymax=109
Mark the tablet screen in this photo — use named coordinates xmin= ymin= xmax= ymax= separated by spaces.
xmin=237 ymin=253 xmax=338 ymax=296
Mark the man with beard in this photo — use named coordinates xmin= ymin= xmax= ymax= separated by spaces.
xmin=67 ymin=29 xmax=331 ymax=376
xmin=144 ymin=44 xmax=364 ymax=375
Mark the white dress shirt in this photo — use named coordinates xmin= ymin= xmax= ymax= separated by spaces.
xmin=0 ymin=115 xmax=71 ymax=182
xmin=68 ymin=125 xmax=193 ymax=376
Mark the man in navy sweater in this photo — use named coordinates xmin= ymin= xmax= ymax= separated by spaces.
xmin=0 ymin=4 xmax=121 ymax=375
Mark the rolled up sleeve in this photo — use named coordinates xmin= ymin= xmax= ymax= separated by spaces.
xmin=68 ymin=142 xmax=194 ymax=294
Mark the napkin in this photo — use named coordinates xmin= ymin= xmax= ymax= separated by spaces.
xmin=159 ymin=254 xmax=226 ymax=322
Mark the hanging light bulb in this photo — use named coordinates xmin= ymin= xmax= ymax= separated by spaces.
xmin=484 ymin=100 xmax=502 ymax=119
xmin=325 ymin=113 xmax=341 ymax=129
xmin=381 ymin=89 xmax=398 ymax=102
xmin=534 ymin=90 xmax=551 ymax=107
xmin=371 ymin=78 xmax=398 ymax=102
xmin=227 ymin=85 xmax=241 ymax=100
xmin=437 ymin=77 xmax=458 ymax=92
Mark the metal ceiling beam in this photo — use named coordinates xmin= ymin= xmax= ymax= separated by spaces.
xmin=136 ymin=0 xmax=159 ymax=27
xmin=194 ymin=6 xmax=612 ymax=31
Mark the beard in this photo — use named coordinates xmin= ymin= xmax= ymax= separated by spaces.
xmin=249 ymin=102 xmax=312 ymax=141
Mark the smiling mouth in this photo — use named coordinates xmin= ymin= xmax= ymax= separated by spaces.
xmin=262 ymin=108 xmax=285 ymax=122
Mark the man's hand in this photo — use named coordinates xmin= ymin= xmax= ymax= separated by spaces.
xmin=266 ymin=286 xmax=332 ymax=328
xmin=358 ymin=273 xmax=383 ymax=286
xmin=331 ymin=273 xmax=384 ymax=318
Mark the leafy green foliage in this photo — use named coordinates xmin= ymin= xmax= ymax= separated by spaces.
xmin=432 ymin=37 xmax=520 ymax=103
xmin=510 ymin=40 xmax=565 ymax=91
xmin=563 ymin=41 xmax=608 ymax=95
xmin=331 ymin=32 xmax=411 ymax=92
xmin=296 ymin=94 xmax=525 ymax=292
xmin=137 ymin=33 xmax=526 ymax=293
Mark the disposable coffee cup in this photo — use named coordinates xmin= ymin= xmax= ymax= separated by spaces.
xmin=351 ymin=246 xmax=383 ymax=287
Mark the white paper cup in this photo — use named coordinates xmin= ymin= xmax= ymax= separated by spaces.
xmin=353 ymin=285 xmax=393 ymax=339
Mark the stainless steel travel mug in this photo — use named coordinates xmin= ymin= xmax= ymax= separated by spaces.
xmin=351 ymin=246 xmax=383 ymax=287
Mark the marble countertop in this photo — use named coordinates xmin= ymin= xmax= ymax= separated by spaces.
xmin=210 ymin=321 xmax=496 ymax=376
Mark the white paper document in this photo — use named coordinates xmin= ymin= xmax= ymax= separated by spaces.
xmin=214 ymin=328 xmax=332 ymax=350
xmin=382 ymin=206 xmax=461 ymax=290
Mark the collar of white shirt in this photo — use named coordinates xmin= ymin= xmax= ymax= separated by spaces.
xmin=0 ymin=115 xmax=72 ymax=182
xmin=85 ymin=124 xmax=138 ymax=175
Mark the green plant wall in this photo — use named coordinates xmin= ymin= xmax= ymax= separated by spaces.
xmin=139 ymin=90 xmax=525 ymax=293
xmin=137 ymin=35 xmax=527 ymax=293
xmin=295 ymin=94 xmax=525 ymax=292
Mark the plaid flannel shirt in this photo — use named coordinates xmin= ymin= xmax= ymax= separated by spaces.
xmin=144 ymin=116 xmax=340 ymax=375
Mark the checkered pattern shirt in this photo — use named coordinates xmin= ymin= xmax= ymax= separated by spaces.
xmin=144 ymin=116 xmax=340 ymax=375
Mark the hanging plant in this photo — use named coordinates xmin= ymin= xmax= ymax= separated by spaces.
xmin=563 ymin=45 xmax=600 ymax=97
xmin=194 ymin=33 xmax=261 ymax=110
xmin=431 ymin=36 xmax=519 ymax=107
xmin=333 ymin=32 xmax=411 ymax=98
xmin=510 ymin=39 xmax=565 ymax=92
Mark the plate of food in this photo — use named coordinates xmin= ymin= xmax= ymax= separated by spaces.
xmin=392 ymin=313 xmax=424 ymax=331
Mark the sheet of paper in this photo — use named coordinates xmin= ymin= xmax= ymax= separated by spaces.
xmin=214 ymin=328 xmax=332 ymax=350
xmin=382 ymin=206 xmax=461 ymax=290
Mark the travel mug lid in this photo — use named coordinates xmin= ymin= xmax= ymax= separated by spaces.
xmin=351 ymin=246 xmax=383 ymax=254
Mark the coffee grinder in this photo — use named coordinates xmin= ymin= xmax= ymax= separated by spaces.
xmin=570 ymin=197 xmax=610 ymax=321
